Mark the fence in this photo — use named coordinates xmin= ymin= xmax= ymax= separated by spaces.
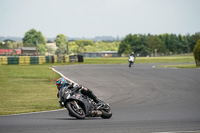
xmin=0 ymin=55 xmax=70 ymax=65
xmin=81 ymin=52 xmax=121 ymax=58
xmin=69 ymin=55 xmax=84 ymax=62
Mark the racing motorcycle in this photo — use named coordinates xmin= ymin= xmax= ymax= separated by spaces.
xmin=128 ymin=54 xmax=135 ymax=67
xmin=58 ymin=85 xmax=112 ymax=119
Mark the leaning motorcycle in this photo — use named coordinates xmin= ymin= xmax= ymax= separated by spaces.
xmin=58 ymin=86 xmax=112 ymax=119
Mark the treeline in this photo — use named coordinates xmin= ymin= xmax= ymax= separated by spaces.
xmin=1 ymin=28 xmax=200 ymax=56
xmin=51 ymin=34 xmax=119 ymax=55
xmin=0 ymin=29 xmax=119 ymax=55
xmin=68 ymin=40 xmax=119 ymax=55
xmin=118 ymin=33 xmax=200 ymax=56
xmin=0 ymin=39 xmax=23 ymax=49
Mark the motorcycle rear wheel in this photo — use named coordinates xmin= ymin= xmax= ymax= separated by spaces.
xmin=66 ymin=101 xmax=86 ymax=119
xmin=101 ymin=106 xmax=112 ymax=119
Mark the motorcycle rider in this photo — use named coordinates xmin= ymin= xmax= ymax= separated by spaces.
xmin=129 ymin=52 xmax=135 ymax=67
xmin=56 ymin=78 xmax=103 ymax=108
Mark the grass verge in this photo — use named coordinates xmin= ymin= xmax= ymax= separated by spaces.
xmin=0 ymin=65 xmax=60 ymax=115
xmin=83 ymin=56 xmax=195 ymax=64
xmin=157 ymin=64 xmax=199 ymax=68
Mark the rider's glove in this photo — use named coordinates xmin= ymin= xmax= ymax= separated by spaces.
xmin=68 ymin=82 xmax=74 ymax=89
xmin=59 ymin=101 xmax=64 ymax=107
xmin=73 ymin=83 xmax=79 ymax=88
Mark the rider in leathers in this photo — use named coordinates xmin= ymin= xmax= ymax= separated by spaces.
xmin=56 ymin=78 xmax=102 ymax=108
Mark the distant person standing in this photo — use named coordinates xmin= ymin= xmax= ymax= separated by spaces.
xmin=129 ymin=52 xmax=135 ymax=67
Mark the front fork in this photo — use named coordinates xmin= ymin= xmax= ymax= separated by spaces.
xmin=73 ymin=100 xmax=81 ymax=110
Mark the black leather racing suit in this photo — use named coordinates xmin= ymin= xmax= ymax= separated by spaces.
xmin=57 ymin=83 xmax=100 ymax=107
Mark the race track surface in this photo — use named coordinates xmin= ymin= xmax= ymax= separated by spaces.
xmin=1 ymin=64 xmax=200 ymax=133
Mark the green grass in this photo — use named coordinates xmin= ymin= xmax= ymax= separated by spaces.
xmin=0 ymin=54 xmax=197 ymax=115
xmin=0 ymin=65 xmax=61 ymax=115
xmin=158 ymin=64 xmax=199 ymax=68
xmin=83 ymin=56 xmax=195 ymax=64
xmin=135 ymin=56 xmax=194 ymax=63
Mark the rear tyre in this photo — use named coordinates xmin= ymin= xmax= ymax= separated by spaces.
xmin=66 ymin=101 xmax=85 ymax=119
xmin=101 ymin=106 xmax=112 ymax=119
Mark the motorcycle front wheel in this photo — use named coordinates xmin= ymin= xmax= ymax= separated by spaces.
xmin=129 ymin=61 xmax=132 ymax=67
xmin=66 ymin=101 xmax=85 ymax=119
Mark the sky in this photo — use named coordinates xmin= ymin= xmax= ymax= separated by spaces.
xmin=0 ymin=0 xmax=200 ymax=38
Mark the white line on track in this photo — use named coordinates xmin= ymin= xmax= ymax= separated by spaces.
xmin=51 ymin=67 xmax=76 ymax=84
xmin=0 ymin=109 xmax=66 ymax=117
xmin=153 ymin=130 xmax=200 ymax=133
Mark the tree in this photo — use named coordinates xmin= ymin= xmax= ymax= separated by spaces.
xmin=190 ymin=32 xmax=200 ymax=52
xmin=159 ymin=33 xmax=170 ymax=54
xmin=147 ymin=35 xmax=166 ymax=55
xmin=168 ymin=34 xmax=178 ymax=53
xmin=3 ymin=39 xmax=15 ymax=42
xmin=134 ymin=45 xmax=151 ymax=56
xmin=0 ymin=41 xmax=23 ymax=49
xmin=37 ymin=44 xmax=47 ymax=55
xmin=118 ymin=34 xmax=138 ymax=54
xmin=75 ymin=40 xmax=94 ymax=46
xmin=47 ymin=40 xmax=53 ymax=43
xmin=177 ymin=35 xmax=190 ymax=53
xmin=135 ymin=34 xmax=150 ymax=56
xmin=75 ymin=40 xmax=94 ymax=53
xmin=47 ymin=46 xmax=54 ymax=55
xmin=118 ymin=41 xmax=132 ymax=54
xmin=193 ymin=40 xmax=200 ymax=67
xmin=0 ymin=41 xmax=9 ymax=48
xmin=93 ymin=41 xmax=119 ymax=52
xmin=68 ymin=41 xmax=79 ymax=54
xmin=55 ymin=34 xmax=67 ymax=55
xmin=23 ymin=29 xmax=46 ymax=46
xmin=118 ymin=34 xmax=151 ymax=56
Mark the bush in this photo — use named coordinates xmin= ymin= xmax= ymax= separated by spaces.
xmin=193 ymin=40 xmax=200 ymax=67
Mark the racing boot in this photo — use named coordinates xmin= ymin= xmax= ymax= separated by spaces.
xmin=95 ymin=100 xmax=105 ymax=110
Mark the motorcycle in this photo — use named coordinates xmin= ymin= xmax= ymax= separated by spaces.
xmin=58 ymin=86 xmax=112 ymax=119
xmin=128 ymin=55 xmax=135 ymax=68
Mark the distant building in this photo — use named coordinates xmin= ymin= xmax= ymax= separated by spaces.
xmin=15 ymin=49 xmax=21 ymax=54
xmin=46 ymin=43 xmax=57 ymax=55
xmin=81 ymin=51 xmax=121 ymax=58
xmin=0 ymin=49 xmax=21 ymax=55
xmin=21 ymin=47 xmax=37 ymax=56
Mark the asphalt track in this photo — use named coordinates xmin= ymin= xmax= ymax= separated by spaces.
xmin=1 ymin=63 xmax=200 ymax=133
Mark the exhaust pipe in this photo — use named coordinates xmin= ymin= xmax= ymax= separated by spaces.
xmin=91 ymin=110 xmax=102 ymax=117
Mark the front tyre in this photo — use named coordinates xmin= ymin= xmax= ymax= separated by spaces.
xmin=66 ymin=101 xmax=85 ymax=119
xmin=129 ymin=61 xmax=132 ymax=67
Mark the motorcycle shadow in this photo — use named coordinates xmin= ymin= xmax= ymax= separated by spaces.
xmin=47 ymin=117 xmax=103 ymax=121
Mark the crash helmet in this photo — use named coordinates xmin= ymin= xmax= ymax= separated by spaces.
xmin=56 ymin=78 xmax=66 ymax=90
